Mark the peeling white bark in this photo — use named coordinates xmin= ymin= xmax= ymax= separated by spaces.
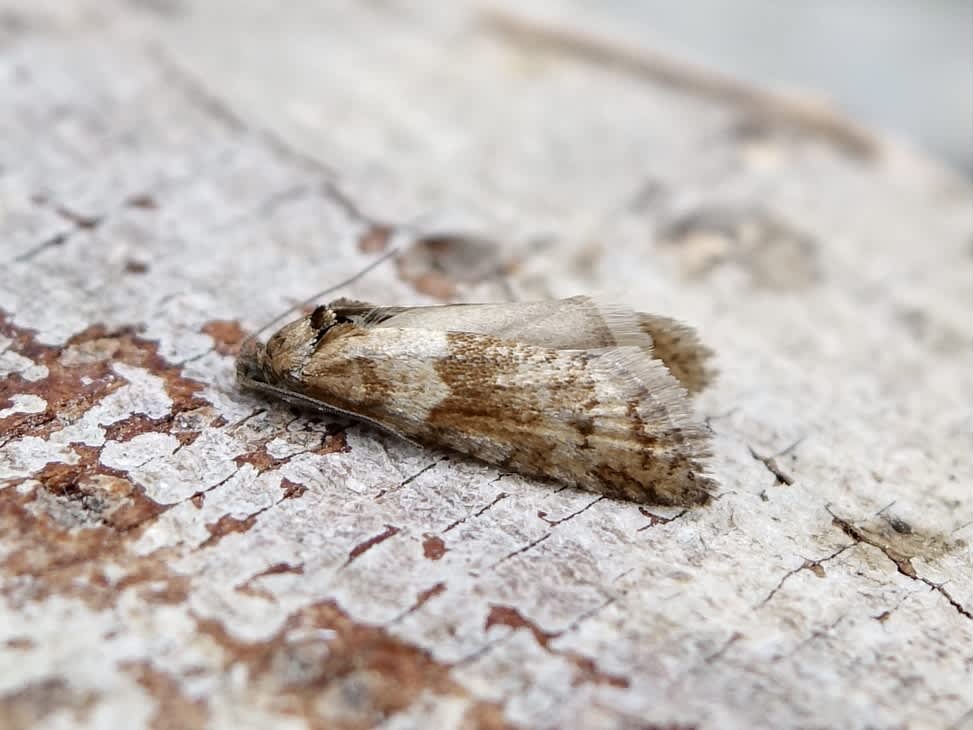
xmin=0 ymin=2 xmax=970 ymax=730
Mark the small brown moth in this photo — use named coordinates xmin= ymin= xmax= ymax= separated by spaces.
xmin=237 ymin=286 xmax=717 ymax=506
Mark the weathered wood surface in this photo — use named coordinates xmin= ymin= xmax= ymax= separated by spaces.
xmin=1 ymin=2 xmax=970 ymax=729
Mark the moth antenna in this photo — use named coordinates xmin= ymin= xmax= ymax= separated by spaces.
xmin=240 ymin=246 xmax=399 ymax=350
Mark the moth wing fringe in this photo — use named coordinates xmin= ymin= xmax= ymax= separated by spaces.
xmin=588 ymin=346 xmax=713 ymax=457
xmin=567 ymin=295 xmax=716 ymax=394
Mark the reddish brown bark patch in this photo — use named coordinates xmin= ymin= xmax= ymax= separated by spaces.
xmin=566 ymin=654 xmax=629 ymax=689
xmin=234 ymin=447 xmax=283 ymax=473
xmin=414 ymin=582 xmax=446 ymax=610
xmin=422 ymin=534 xmax=448 ymax=560
xmin=235 ymin=428 xmax=350 ymax=474
xmin=659 ymin=205 xmax=820 ymax=291
xmin=124 ymin=662 xmax=209 ymax=730
xmin=102 ymin=412 xmax=201 ymax=449
xmin=236 ymin=562 xmax=305 ymax=599
xmin=0 ymin=678 xmax=99 ymax=730
xmin=122 ymin=572 xmax=192 ymax=606
xmin=346 ymin=524 xmax=400 ymax=566
xmin=485 ymin=604 xmax=630 ymax=689
xmin=461 ymin=703 xmax=518 ymax=730
xmin=201 ymin=319 xmax=247 ymax=356
xmin=395 ymin=234 xmax=513 ymax=300
xmin=0 ymin=453 xmax=178 ymax=612
xmin=486 ymin=605 xmax=555 ymax=647
xmin=0 ymin=506 xmax=120 ymax=607
xmin=357 ymin=223 xmax=394 ymax=253
xmin=31 ymin=459 xmax=167 ymax=531
xmin=103 ymin=413 xmax=171 ymax=443
xmin=280 ymin=479 xmax=309 ymax=500
xmin=323 ymin=424 xmax=351 ymax=452
xmin=409 ymin=272 xmax=457 ymax=300
xmin=200 ymin=513 xmax=258 ymax=548
xmin=194 ymin=600 xmax=513 ymax=730
xmin=252 ymin=562 xmax=305 ymax=579
xmin=0 ymin=315 xmax=208 ymax=446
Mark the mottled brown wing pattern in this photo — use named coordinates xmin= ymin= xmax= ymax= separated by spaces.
xmin=238 ymin=297 xmax=716 ymax=505
xmin=339 ymin=296 xmax=716 ymax=394
xmin=422 ymin=332 xmax=714 ymax=505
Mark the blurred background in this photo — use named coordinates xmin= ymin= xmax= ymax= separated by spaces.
xmin=158 ymin=0 xmax=972 ymax=178
xmin=580 ymin=0 xmax=972 ymax=175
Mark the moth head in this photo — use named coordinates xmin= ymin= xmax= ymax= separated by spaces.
xmin=236 ymin=336 xmax=271 ymax=386
xmin=237 ymin=305 xmax=355 ymax=388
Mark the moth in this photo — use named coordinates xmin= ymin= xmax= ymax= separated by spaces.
xmin=237 ymin=290 xmax=716 ymax=506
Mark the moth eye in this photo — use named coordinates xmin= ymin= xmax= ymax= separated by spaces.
xmin=310 ymin=305 xmax=332 ymax=331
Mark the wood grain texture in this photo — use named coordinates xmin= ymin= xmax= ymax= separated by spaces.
xmin=0 ymin=2 xmax=970 ymax=729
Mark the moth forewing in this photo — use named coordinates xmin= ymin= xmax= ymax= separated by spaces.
xmin=376 ymin=295 xmax=716 ymax=393
xmin=237 ymin=297 xmax=716 ymax=506
xmin=235 ymin=322 xmax=421 ymax=443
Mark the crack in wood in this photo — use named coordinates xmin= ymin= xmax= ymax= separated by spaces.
xmin=486 ymin=532 xmax=551 ymax=571
xmin=343 ymin=524 xmax=400 ymax=567
xmin=204 ymin=184 xmax=314 ymax=235
xmin=537 ymin=495 xmax=604 ymax=526
xmin=758 ymin=543 xmax=852 ymax=607
xmin=374 ymin=459 xmax=443 ymax=499
xmin=442 ymin=491 xmax=509 ymax=533
xmin=829 ymin=508 xmax=973 ymax=620
xmin=12 ymin=230 xmax=70 ymax=264
xmin=152 ymin=48 xmax=396 ymax=236
xmin=386 ymin=582 xmax=447 ymax=625
xmin=668 ymin=630 xmax=746 ymax=689
xmin=178 ymin=471 xmax=238 ymax=508
xmin=637 ymin=507 xmax=688 ymax=531
xmin=11 ymin=192 xmax=167 ymax=265
xmin=559 ymin=597 xmax=616 ymax=633
xmin=234 ymin=426 xmax=349 ymax=474
xmin=774 ymin=613 xmax=848 ymax=662
xmin=748 ymin=444 xmax=796 ymax=486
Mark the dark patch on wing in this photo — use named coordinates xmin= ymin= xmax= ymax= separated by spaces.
xmin=638 ymin=314 xmax=716 ymax=394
